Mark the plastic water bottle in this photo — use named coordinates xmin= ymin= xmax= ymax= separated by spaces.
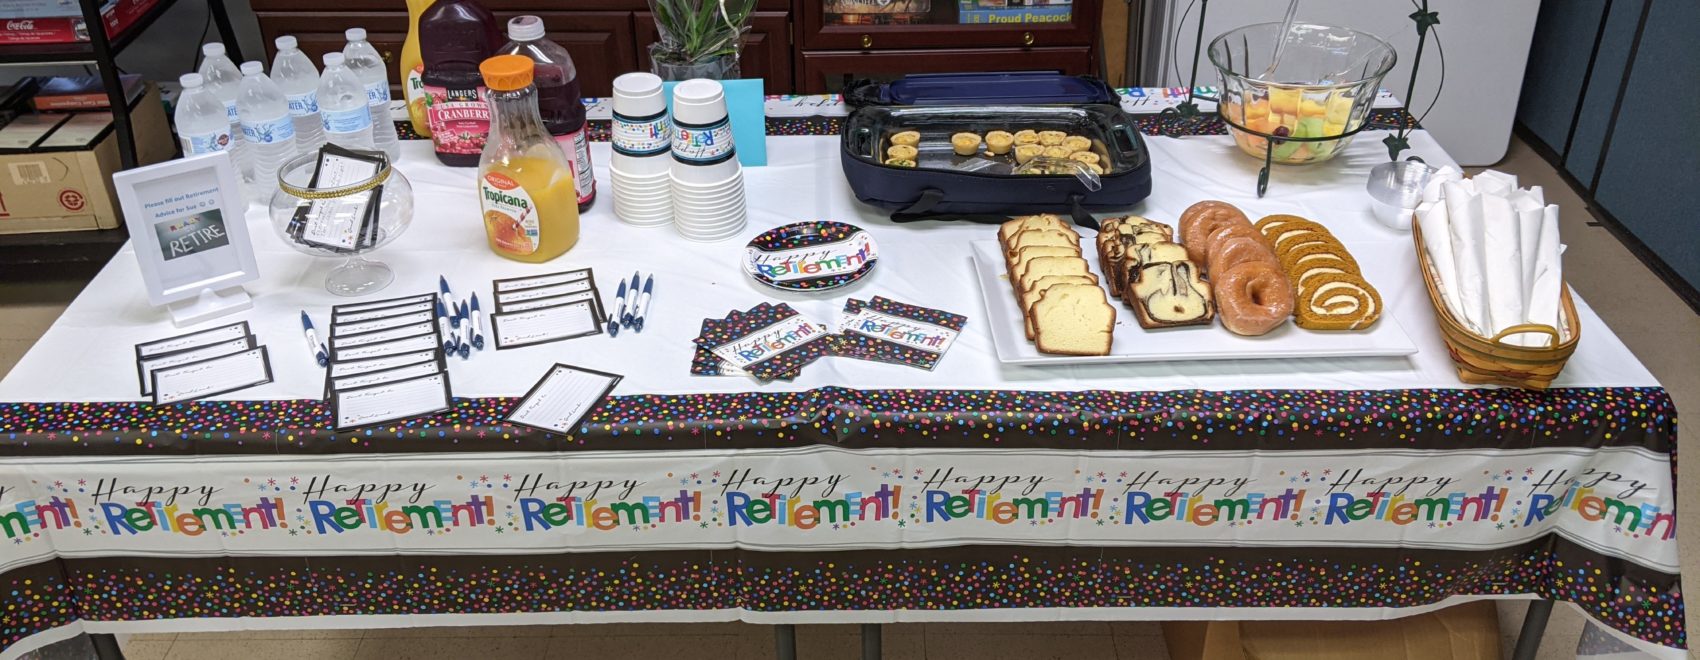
xmin=175 ymin=74 xmax=234 ymax=156
xmin=271 ymin=36 xmax=326 ymax=154
xmin=317 ymin=52 xmax=376 ymax=152
xmin=344 ymin=28 xmax=400 ymax=161
xmin=199 ymin=43 xmax=249 ymax=180
xmin=238 ymin=61 xmax=297 ymax=203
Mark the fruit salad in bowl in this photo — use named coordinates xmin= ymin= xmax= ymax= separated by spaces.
xmin=1208 ymin=22 xmax=1396 ymax=165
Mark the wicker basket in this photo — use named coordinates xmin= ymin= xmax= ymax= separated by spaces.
xmin=1412 ymin=219 xmax=1580 ymax=389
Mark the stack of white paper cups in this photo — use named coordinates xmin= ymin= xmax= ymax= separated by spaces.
xmin=610 ymin=73 xmax=673 ymax=227
xmin=669 ymin=79 xmax=746 ymax=241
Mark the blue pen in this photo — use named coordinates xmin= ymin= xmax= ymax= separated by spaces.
xmin=621 ymin=271 xmax=641 ymax=328
xmin=469 ymin=293 xmax=486 ymax=350
xmin=434 ymin=299 xmax=457 ymax=355
xmin=455 ymin=302 xmax=472 ymax=359
xmin=632 ymin=275 xmax=654 ymax=333
xmin=609 ymin=278 xmax=627 ymax=337
xmin=439 ymin=276 xmax=459 ymax=328
xmin=299 ymin=311 xmax=328 ymax=367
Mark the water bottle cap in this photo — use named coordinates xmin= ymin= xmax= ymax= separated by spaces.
xmin=323 ymin=52 xmax=345 ymax=67
xmin=201 ymin=42 xmax=225 ymax=57
xmin=240 ymin=61 xmax=264 ymax=75
xmin=179 ymin=73 xmax=204 ymax=88
xmin=507 ymin=15 xmax=545 ymax=42
xmin=346 ymin=27 xmax=366 ymax=42
xmin=275 ymin=35 xmax=297 ymax=50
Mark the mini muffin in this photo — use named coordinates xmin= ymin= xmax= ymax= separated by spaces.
xmin=1013 ymin=144 xmax=1044 ymax=164
xmin=1062 ymin=135 xmax=1092 ymax=152
xmin=1068 ymin=151 xmax=1101 ymax=166
xmin=886 ymin=144 xmax=918 ymax=161
xmin=884 ymin=157 xmax=917 ymax=168
xmin=1042 ymin=146 xmax=1072 ymax=159
xmin=951 ymin=132 xmax=983 ymax=156
xmin=889 ymin=130 xmax=921 ymax=147
xmin=1013 ymin=129 xmax=1040 ymax=145
xmin=985 ymin=130 xmax=1015 ymax=155
xmin=1038 ymin=130 xmax=1067 ymax=146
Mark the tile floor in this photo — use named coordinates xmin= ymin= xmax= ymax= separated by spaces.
xmin=4 ymin=135 xmax=1697 ymax=660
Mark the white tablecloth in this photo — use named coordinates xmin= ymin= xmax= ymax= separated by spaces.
xmin=0 ymin=131 xmax=1659 ymax=402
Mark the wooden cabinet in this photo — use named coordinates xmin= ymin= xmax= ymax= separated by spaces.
xmin=800 ymin=46 xmax=1091 ymax=93
xmin=251 ymin=0 xmax=1100 ymax=97
xmin=636 ymin=11 xmax=793 ymax=91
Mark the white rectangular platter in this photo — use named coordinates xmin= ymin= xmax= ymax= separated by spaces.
xmin=970 ymin=239 xmax=1420 ymax=366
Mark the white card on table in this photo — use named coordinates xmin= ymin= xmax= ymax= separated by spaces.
xmin=333 ymin=371 xmax=451 ymax=430
xmin=333 ymin=299 xmax=434 ymax=324
xmin=331 ymin=321 xmax=437 ymax=350
xmin=495 ymin=279 xmax=593 ymax=306
xmin=332 ymin=332 xmax=439 ymax=362
xmin=151 ymin=346 xmax=273 ymax=405
xmin=135 ymin=321 xmax=251 ymax=359
xmin=505 ymin=363 xmax=622 ymax=434
xmin=333 ymin=293 xmax=434 ymax=315
xmin=332 ymin=310 xmax=434 ymax=337
xmin=328 ymin=349 xmax=442 ymax=377
xmin=330 ymin=360 xmax=442 ymax=392
xmin=493 ymin=269 xmax=591 ymax=292
xmin=491 ymin=301 xmax=601 ymax=349
xmin=136 ymin=335 xmax=255 ymax=396
xmin=499 ymin=290 xmax=598 ymax=313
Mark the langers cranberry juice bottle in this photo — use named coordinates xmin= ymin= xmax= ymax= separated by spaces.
xmin=419 ymin=0 xmax=500 ymax=166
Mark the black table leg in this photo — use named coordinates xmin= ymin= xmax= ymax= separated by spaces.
xmin=861 ymin=623 xmax=881 ymax=660
xmin=775 ymin=624 xmax=797 ymax=660
xmin=90 ymin=633 xmax=125 ymax=660
xmin=1511 ymin=599 xmax=1554 ymax=660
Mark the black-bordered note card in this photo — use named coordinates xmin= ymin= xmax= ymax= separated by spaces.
xmin=495 ymin=278 xmax=596 ymax=307
xmin=135 ymin=335 xmax=255 ymax=396
xmin=292 ymin=151 xmax=381 ymax=251
xmin=135 ymin=321 xmax=251 ymax=359
xmin=333 ymin=293 xmax=434 ymax=315
xmin=328 ymin=349 xmax=444 ymax=378
xmin=493 ymin=269 xmax=592 ymax=292
xmin=331 ymin=332 xmax=440 ymax=362
xmin=329 ymin=360 xmax=443 ymax=393
xmin=332 ymin=371 xmax=451 ymax=430
xmin=331 ymin=309 xmax=434 ymax=336
xmin=505 ymin=363 xmax=622 ymax=434
xmin=330 ymin=321 xmax=437 ymax=350
xmin=499 ymin=289 xmax=599 ymax=314
xmin=151 ymin=346 xmax=273 ymax=405
xmin=333 ymin=299 xmax=433 ymax=324
xmin=490 ymin=301 xmax=601 ymax=349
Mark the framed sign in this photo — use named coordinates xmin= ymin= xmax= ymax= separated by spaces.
xmin=113 ymin=151 xmax=259 ymax=326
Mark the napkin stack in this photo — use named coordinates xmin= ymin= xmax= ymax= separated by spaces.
xmin=1414 ymin=168 xmax=1565 ymax=347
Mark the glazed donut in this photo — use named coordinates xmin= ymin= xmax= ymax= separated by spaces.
xmin=1207 ymin=234 xmax=1274 ymax=273
xmin=1214 ymin=260 xmax=1294 ymax=336
xmin=1179 ymin=201 xmax=1253 ymax=263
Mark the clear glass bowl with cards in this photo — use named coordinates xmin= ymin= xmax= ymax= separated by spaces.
xmin=268 ymin=148 xmax=415 ymax=296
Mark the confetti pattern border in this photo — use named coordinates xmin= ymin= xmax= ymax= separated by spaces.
xmin=0 ymin=537 xmax=1683 ymax=655
xmin=0 ymin=386 xmax=1675 ymax=457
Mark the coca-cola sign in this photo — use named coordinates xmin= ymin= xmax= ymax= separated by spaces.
xmin=7 ymin=20 xmax=37 ymax=30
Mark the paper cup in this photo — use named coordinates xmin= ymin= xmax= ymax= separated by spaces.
xmin=675 ymin=210 xmax=746 ymax=232
xmin=670 ymin=79 xmax=726 ymax=126
xmin=676 ymin=223 xmax=746 ymax=242
xmin=670 ymin=153 xmax=741 ymax=186
xmin=673 ymin=185 xmax=743 ymax=207
xmin=612 ymin=72 xmax=666 ymax=119
xmin=675 ymin=193 xmax=745 ymax=214
xmin=611 ymin=151 xmax=672 ymax=177
xmin=670 ymin=171 xmax=743 ymax=192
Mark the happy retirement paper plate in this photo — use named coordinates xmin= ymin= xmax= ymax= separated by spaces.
xmin=743 ymin=221 xmax=879 ymax=292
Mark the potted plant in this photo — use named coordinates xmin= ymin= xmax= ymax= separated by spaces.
xmin=648 ymin=0 xmax=757 ymax=81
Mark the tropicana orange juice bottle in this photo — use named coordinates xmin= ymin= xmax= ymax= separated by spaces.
xmin=476 ymin=54 xmax=579 ymax=262
xmin=400 ymin=0 xmax=434 ymax=137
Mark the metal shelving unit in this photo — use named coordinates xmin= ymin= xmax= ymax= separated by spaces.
xmin=0 ymin=0 xmax=243 ymax=266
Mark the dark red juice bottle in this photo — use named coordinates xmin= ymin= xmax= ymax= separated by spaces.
xmin=419 ymin=0 xmax=501 ymax=166
xmin=499 ymin=15 xmax=596 ymax=211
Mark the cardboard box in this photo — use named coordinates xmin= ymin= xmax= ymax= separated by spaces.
xmin=0 ymin=0 xmax=158 ymax=45
xmin=1162 ymin=601 xmax=1501 ymax=660
xmin=0 ymin=83 xmax=171 ymax=234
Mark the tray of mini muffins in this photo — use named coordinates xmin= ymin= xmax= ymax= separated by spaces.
xmin=969 ymin=204 xmax=1420 ymax=364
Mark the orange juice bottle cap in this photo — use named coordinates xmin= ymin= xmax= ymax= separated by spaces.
xmin=480 ymin=55 xmax=534 ymax=91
